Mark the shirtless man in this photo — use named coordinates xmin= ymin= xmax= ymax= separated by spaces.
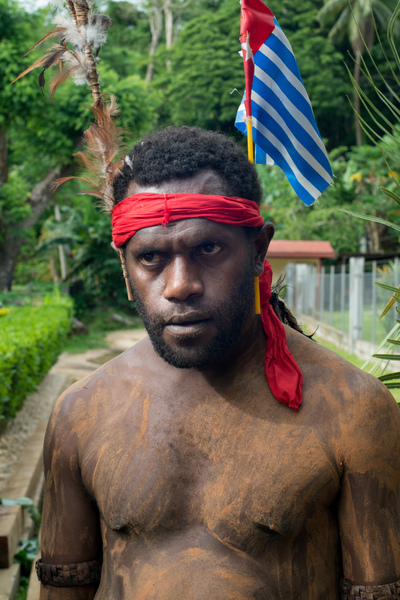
xmin=37 ymin=127 xmax=400 ymax=599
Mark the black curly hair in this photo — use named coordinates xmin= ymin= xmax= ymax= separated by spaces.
xmin=113 ymin=126 xmax=262 ymax=204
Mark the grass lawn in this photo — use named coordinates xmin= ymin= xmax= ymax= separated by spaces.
xmin=64 ymin=307 xmax=143 ymax=354
xmin=314 ymin=337 xmax=366 ymax=369
xmin=316 ymin=308 xmax=395 ymax=346
xmin=315 ymin=336 xmax=400 ymax=405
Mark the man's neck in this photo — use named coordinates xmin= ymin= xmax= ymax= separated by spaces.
xmin=149 ymin=315 xmax=267 ymax=392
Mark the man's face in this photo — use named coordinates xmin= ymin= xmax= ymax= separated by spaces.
xmin=123 ymin=171 xmax=267 ymax=369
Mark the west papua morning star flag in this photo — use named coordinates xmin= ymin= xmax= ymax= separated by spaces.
xmin=235 ymin=0 xmax=333 ymax=206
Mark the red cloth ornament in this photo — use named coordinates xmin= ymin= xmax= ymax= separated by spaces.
xmin=112 ymin=193 xmax=264 ymax=247
xmin=112 ymin=192 xmax=302 ymax=409
xmin=259 ymin=261 xmax=303 ymax=410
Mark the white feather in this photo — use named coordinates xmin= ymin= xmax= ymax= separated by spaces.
xmin=125 ymin=155 xmax=133 ymax=169
xmin=49 ymin=0 xmax=65 ymax=10
xmin=62 ymin=50 xmax=90 ymax=85
xmin=54 ymin=14 xmax=86 ymax=48
xmin=86 ymin=22 xmax=108 ymax=49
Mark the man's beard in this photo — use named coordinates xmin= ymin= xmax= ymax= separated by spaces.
xmin=129 ymin=265 xmax=255 ymax=369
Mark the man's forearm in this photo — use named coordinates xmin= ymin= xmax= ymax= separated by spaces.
xmin=340 ymin=578 xmax=400 ymax=599
xmin=40 ymin=585 xmax=98 ymax=600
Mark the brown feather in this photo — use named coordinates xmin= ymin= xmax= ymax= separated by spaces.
xmin=38 ymin=69 xmax=46 ymax=90
xmin=50 ymin=67 xmax=75 ymax=101
xmin=52 ymin=176 xmax=92 ymax=192
xmin=10 ymin=56 xmax=48 ymax=84
xmin=11 ymin=45 xmax=68 ymax=85
xmin=74 ymin=151 xmax=101 ymax=174
xmin=12 ymin=3 xmax=130 ymax=212
xmin=21 ymin=28 xmax=66 ymax=57
xmin=41 ymin=45 xmax=68 ymax=71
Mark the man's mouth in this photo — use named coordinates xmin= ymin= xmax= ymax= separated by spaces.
xmin=165 ymin=313 xmax=212 ymax=336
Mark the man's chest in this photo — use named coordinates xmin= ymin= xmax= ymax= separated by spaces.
xmin=80 ymin=390 xmax=341 ymax=553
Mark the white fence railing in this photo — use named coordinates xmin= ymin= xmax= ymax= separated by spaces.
xmin=284 ymin=258 xmax=400 ymax=353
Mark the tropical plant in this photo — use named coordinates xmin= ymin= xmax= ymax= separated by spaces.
xmin=318 ymin=0 xmax=396 ymax=145
xmin=342 ymin=1 xmax=400 ymax=391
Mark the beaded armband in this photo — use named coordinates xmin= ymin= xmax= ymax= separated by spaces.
xmin=340 ymin=578 xmax=400 ymax=599
xmin=35 ymin=558 xmax=102 ymax=587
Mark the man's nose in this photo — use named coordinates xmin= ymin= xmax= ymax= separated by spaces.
xmin=163 ymin=257 xmax=204 ymax=301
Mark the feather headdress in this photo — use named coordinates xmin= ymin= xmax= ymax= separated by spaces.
xmin=12 ymin=0 xmax=125 ymax=214
xmin=12 ymin=0 xmax=133 ymax=297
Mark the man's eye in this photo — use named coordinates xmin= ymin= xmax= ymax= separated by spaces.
xmin=197 ymin=243 xmax=222 ymax=256
xmin=140 ymin=252 xmax=165 ymax=265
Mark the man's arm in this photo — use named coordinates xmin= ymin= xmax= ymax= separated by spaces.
xmin=39 ymin=391 xmax=102 ymax=599
xmin=338 ymin=376 xmax=400 ymax=592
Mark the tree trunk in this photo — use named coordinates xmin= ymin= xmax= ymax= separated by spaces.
xmin=145 ymin=0 xmax=163 ymax=82
xmin=164 ymin=0 xmax=173 ymax=50
xmin=49 ymin=251 xmax=60 ymax=284
xmin=0 ymin=129 xmax=8 ymax=187
xmin=0 ymin=167 xmax=62 ymax=291
xmin=54 ymin=202 xmax=68 ymax=280
xmin=353 ymin=47 xmax=363 ymax=146
xmin=0 ymin=237 xmax=24 ymax=291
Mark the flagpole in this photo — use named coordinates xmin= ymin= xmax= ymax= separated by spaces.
xmin=245 ymin=116 xmax=261 ymax=315
xmin=246 ymin=116 xmax=254 ymax=164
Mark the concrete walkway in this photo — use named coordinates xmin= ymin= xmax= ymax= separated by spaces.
xmin=54 ymin=328 xmax=148 ymax=381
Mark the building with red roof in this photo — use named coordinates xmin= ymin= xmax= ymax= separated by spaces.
xmin=267 ymin=240 xmax=336 ymax=282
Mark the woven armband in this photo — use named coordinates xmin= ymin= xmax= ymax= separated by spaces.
xmin=35 ymin=558 xmax=102 ymax=587
xmin=340 ymin=578 xmax=400 ymax=599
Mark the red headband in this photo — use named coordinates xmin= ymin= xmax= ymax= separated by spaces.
xmin=111 ymin=193 xmax=264 ymax=248
xmin=112 ymin=192 xmax=302 ymax=410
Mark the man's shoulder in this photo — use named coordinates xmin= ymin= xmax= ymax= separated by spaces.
xmin=48 ymin=337 xmax=154 ymax=432
xmin=285 ymin=326 xmax=399 ymax=426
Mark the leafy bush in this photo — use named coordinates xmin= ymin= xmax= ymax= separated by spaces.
xmin=0 ymin=299 xmax=72 ymax=421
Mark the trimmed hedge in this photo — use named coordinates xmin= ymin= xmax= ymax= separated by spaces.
xmin=0 ymin=300 xmax=72 ymax=421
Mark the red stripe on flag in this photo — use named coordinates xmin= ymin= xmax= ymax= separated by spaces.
xmin=240 ymin=0 xmax=275 ymax=117
xmin=240 ymin=0 xmax=275 ymax=55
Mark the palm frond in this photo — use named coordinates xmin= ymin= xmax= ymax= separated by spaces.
xmin=340 ymin=209 xmax=400 ymax=233
xmin=381 ymin=186 xmax=400 ymax=204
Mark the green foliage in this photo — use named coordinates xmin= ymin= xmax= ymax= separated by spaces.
xmin=0 ymin=298 xmax=72 ymax=421
xmin=100 ymin=0 xmax=152 ymax=79
xmin=318 ymin=0 xmax=396 ymax=46
xmin=37 ymin=196 xmax=133 ymax=316
xmin=258 ymin=147 xmax=365 ymax=254
xmin=15 ymin=576 xmax=30 ymax=600
xmin=0 ymin=496 xmax=41 ymax=592
xmin=64 ymin=306 xmax=142 ymax=354
xmin=0 ymin=172 xmax=31 ymax=239
xmin=153 ymin=0 xmax=353 ymax=145
xmin=3 ymin=0 xmax=400 ymax=301
xmin=100 ymin=68 xmax=162 ymax=142
xmin=153 ymin=0 xmax=244 ymax=134
xmin=258 ymin=132 xmax=400 ymax=255
xmin=0 ymin=0 xmax=162 ymax=292
xmin=0 ymin=282 xmax=66 ymax=306
xmin=14 ymin=537 xmax=39 ymax=565
xmin=341 ymin=0 xmax=400 ymax=393
xmin=0 ymin=497 xmax=41 ymax=529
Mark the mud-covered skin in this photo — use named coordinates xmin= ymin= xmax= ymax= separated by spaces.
xmin=40 ymin=329 xmax=400 ymax=600
xmin=40 ymin=171 xmax=400 ymax=598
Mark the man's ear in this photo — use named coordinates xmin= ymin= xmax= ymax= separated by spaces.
xmin=253 ymin=222 xmax=274 ymax=277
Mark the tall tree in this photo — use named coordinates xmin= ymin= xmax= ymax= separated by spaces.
xmin=154 ymin=0 xmax=352 ymax=147
xmin=0 ymin=0 xmax=160 ymax=290
xmin=0 ymin=0 xmax=77 ymax=290
xmin=318 ymin=0 xmax=395 ymax=145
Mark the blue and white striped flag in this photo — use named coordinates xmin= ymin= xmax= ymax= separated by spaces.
xmin=235 ymin=0 xmax=332 ymax=206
